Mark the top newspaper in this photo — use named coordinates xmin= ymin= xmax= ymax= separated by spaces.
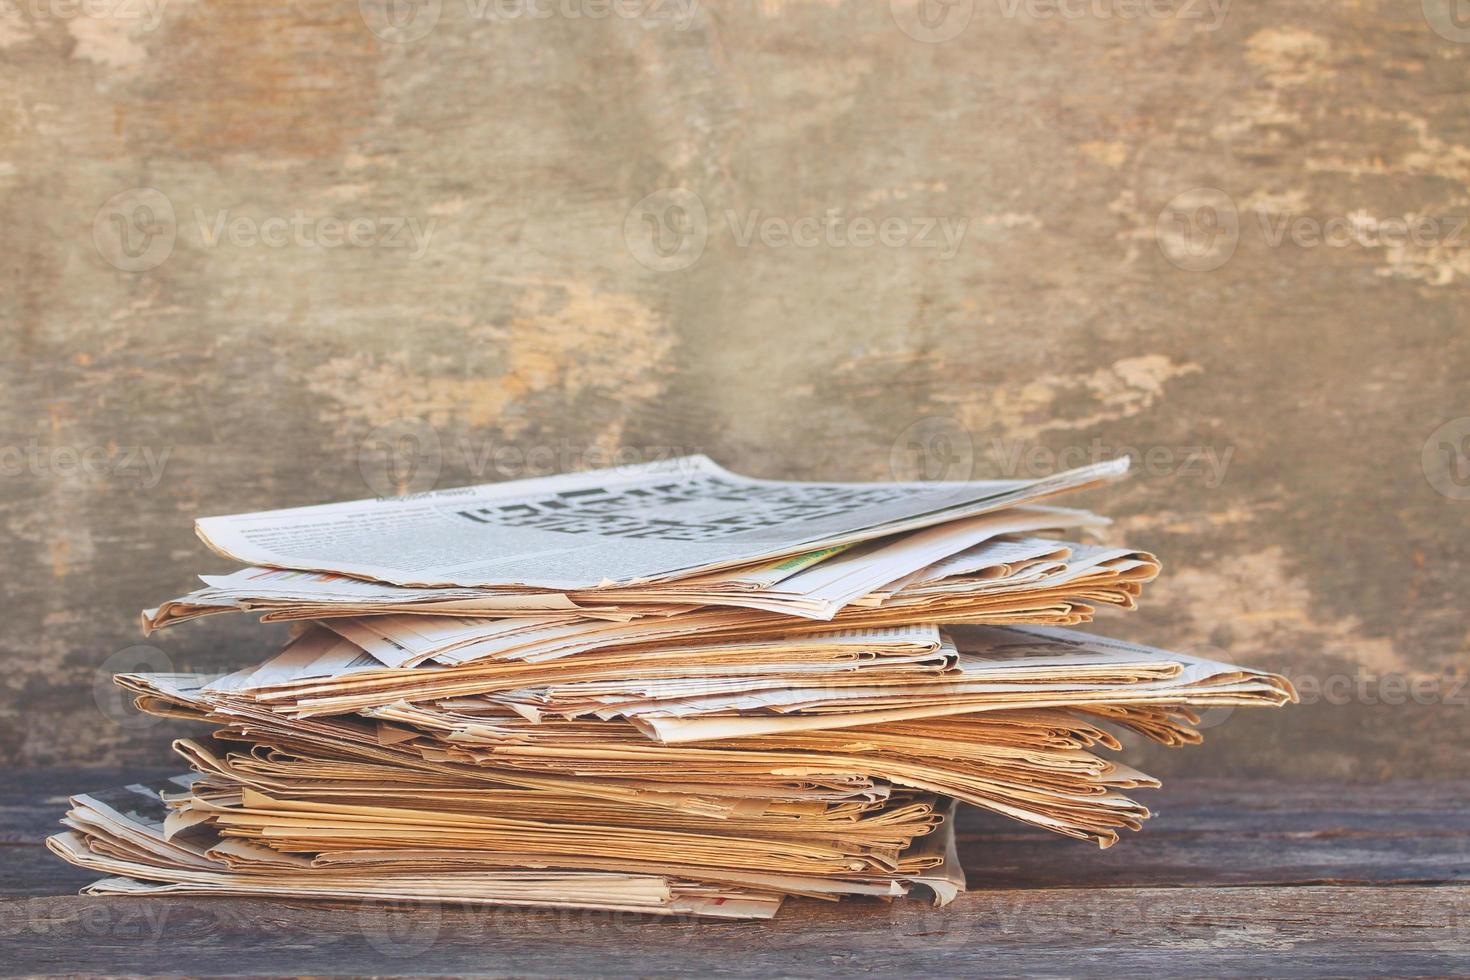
xmin=194 ymin=455 xmax=1130 ymax=590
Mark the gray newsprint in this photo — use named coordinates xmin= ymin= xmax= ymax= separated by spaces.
xmin=194 ymin=455 xmax=1129 ymax=590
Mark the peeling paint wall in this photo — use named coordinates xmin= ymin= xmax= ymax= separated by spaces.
xmin=1 ymin=0 xmax=1467 ymax=779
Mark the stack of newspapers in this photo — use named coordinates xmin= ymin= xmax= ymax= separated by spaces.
xmin=51 ymin=456 xmax=1295 ymax=920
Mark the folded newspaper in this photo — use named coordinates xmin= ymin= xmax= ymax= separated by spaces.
xmin=54 ymin=455 xmax=1295 ymax=920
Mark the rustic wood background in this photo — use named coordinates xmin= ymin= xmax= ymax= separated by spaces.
xmin=1 ymin=0 xmax=1466 ymax=780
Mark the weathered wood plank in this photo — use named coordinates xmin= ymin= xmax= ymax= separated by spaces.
xmin=957 ymin=832 xmax=1470 ymax=889
xmin=2 ymin=886 xmax=1465 ymax=977
xmin=956 ymin=780 xmax=1470 ymax=886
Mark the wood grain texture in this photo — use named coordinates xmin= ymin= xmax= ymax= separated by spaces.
xmin=5 ymin=887 xmax=1469 ymax=978
xmin=4 ymin=773 xmax=1468 ymax=977
xmin=0 ymin=0 xmax=1467 ymax=782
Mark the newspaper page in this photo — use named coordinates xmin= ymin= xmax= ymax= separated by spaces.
xmin=193 ymin=455 xmax=1129 ymax=590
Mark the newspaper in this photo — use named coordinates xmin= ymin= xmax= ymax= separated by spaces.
xmin=142 ymin=504 xmax=1109 ymax=633
xmin=49 ymin=780 xmax=787 ymax=918
xmin=55 ymin=448 xmax=1305 ymax=921
xmin=193 ymin=455 xmax=1129 ymax=589
xmin=628 ymin=625 xmax=1295 ymax=744
xmin=100 ymin=672 xmax=1197 ymax=846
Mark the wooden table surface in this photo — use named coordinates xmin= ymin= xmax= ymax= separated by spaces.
xmin=3 ymin=769 xmax=1466 ymax=978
